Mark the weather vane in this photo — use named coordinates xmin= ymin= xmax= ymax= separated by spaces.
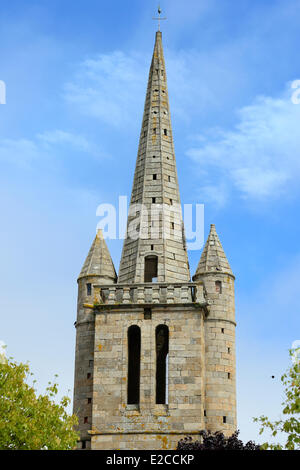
xmin=152 ymin=5 xmax=167 ymax=31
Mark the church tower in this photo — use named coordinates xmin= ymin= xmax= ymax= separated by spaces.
xmin=73 ymin=28 xmax=237 ymax=450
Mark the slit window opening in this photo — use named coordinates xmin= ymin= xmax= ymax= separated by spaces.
xmin=86 ymin=283 xmax=92 ymax=296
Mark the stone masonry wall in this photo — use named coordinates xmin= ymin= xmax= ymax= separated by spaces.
xmin=73 ymin=276 xmax=100 ymax=447
xmin=90 ymin=306 xmax=205 ymax=450
xmin=201 ymin=273 xmax=237 ymax=435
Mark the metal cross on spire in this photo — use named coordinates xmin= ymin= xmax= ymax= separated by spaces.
xmin=152 ymin=5 xmax=167 ymax=31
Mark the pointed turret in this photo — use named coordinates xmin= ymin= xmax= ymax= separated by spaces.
xmin=74 ymin=230 xmax=116 ymax=447
xmin=118 ymin=31 xmax=190 ymax=283
xmin=79 ymin=229 xmax=117 ymax=283
xmin=193 ymin=224 xmax=233 ymax=280
xmin=193 ymin=224 xmax=236 ymax=434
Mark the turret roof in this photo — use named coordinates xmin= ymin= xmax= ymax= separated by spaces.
xmin=78 ymin=229 xmax=117 ymax=282
xmin=193 ymin=224 xmax=233 ymax=278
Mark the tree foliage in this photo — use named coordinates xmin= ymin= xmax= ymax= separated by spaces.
xmin=177 ymin=430 xmax=260 ymax=450
xmin=254 ymin=348 xmax=300 ymax=450
xmin=0 ymin=357 xmax=79 ymax=450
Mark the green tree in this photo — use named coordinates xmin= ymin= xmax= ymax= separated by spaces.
xmin=0 ymin=357 xmax=79 ymax=450
xmin=254 ymin=348 xmax=300 ymax=450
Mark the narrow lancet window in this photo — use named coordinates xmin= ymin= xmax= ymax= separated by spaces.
xmin=156 ymin=325 xmax=169 ymax=404
xmin=127 ymin=326 xmax=141 ymax=404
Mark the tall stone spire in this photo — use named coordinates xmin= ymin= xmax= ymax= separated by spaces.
xmin=118 ymin=31 xmax=190 ymax=284
xmin=193 ymin=224 xmax=233 ymax=279
xmin=79 ymin=229 xmax=117 ymax=283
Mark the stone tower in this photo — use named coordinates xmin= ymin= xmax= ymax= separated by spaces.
xmin=73 ymin=31 xmax=237 ymax=450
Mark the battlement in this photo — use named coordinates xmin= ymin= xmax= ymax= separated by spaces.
xmin=91 ymin=282 xmax=207 ymax=307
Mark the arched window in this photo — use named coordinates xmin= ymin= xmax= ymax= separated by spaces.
xmin=127 ymin=326 xmax=141 ymax=404
xmin=144 ymin=255 xmax=158 ymax=282
xmin=156 ymin=325 xmax=169 ymax=404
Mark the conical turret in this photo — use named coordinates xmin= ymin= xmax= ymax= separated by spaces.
xmin=193 ymin=224 xmax=236 ymax=434
xmin=193 ymin=224 xmax=233 ymax=280
xmin=118 ymin=32 xmax=190 ymax=284
xmin=78 ymin=229 xmax=117 ymax=283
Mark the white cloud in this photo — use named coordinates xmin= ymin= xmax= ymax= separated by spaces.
xmin=63 ymin=44 xmax=243 ymax=129
xmin=0 ymin=138 xmax=40 ymax=167
xmin=37 ymin=130 xmax=105 ymax=159
xmin=200 ymin=183 xmax=228 ymax=208
xmin=38 ymin=130 xmax=90 ymax=150
xmin=0 ymin=130 xmax=105 ymax=167
xmin=64 ymin=52 xmax=148 ymax=128
xmin=187 ymin=84 xmax=300 ymax=203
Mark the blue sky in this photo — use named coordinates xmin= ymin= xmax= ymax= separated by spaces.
xmin=1 ymin=0 xmax=300 ymax=445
